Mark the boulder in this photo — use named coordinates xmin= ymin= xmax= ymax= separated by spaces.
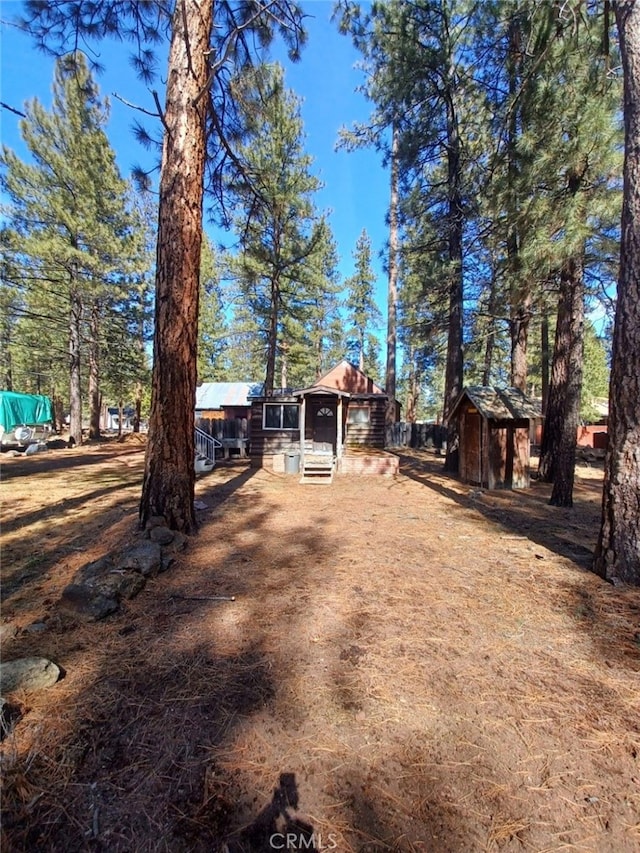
xmin=59 ymin=554 xmax=146 ymax=622
xmin=115 ymin=540 xmax=163 ymax=577
xmin=0 ymin=657 xmax=61 ymax=694
xmin=149 ymin=526 xmax=175 ymax=546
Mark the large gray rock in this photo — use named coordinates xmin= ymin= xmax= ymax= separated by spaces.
xmin=59 ymin=584 xmax=120 ymax=622
xmin=115 ymin=540 xmax=163 ymax=577
xmin=0 ymin=657 xmax=61 ymax=694
xmin=149 ymin=526 xmax=175 ymax=546
xmin=59 ymin=554 xmax=146 ymax=622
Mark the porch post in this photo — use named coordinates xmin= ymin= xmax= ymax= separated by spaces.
xmin=336 ymin=395 xmax=343 ymax=459
xmin=299 ymin=396 xmax=306 ymax=469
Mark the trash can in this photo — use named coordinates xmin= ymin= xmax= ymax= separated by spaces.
xmin=284 ymin=451 xmax=300 ymax=475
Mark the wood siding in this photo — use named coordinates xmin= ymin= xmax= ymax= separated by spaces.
xmin=249 ymin=400 xmax=299 ymax=465
xmin=345 ymin=398 xmax=386 ymax=449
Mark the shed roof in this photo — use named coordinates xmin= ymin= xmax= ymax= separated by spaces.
xmin=452 ymin=386 xmax=542 ymax=421
xmin=195 ymin=382 xmax=262 ymax=410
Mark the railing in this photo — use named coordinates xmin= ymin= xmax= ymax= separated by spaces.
xmin=195 ymin=427 xmax=222 ymax=462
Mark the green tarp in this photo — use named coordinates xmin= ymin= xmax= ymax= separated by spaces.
xmin=0 ymin=391 xmax=53 ymax=433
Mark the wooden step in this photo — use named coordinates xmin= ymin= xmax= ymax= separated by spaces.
xmin=300 ymin=455 xmax=334 ymax=484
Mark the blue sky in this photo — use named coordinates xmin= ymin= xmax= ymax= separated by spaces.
xmin=1 ymin=1 xmax=392 ymax=313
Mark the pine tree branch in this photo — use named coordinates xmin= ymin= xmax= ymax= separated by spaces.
xmin=111 ymin=91 xmax=161 ymax=121
xmin=1 ymin=101 xmax=26 ymax=118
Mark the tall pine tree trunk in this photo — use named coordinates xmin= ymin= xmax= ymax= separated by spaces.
xmin=68 ymin=282 xmax=83 ymax=446
xmin=139 ymin=0 xmax=213 ymax=532
xmin=511 ymin=286 xmax=531 ymax=392
xmin=443 ymin=92 xmax=464 ymax=474
xmin=264 ymin=273 xmax=280 ymax=396
xmin=506 ymin=15 xmax=529 ymax=392
xmin=385 ymin=122 xmax=399 ymax=443
xmin=88 ymin=301 xmax=101 ymax=440
xmin=405 ymin=353 xmax=420 ymax=424
xmin=548 ymin=257 xmax=584 ymax=507
xmin=541 ymin=307 xmax=550 ymax=413
xmin=483 ymin=263 xmax=498 ymax=386
xmin=538 ymin=258 xmax=584 ymax=501
xmin=594 ymin=0 xmax=640 ymax=583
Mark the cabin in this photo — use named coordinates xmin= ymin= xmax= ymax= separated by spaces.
xmin=249 ymin=361 xmax=400 ymax=481
xmin=195 ymin=381 xmax=262 ymax=421
xmin=451 ymin=386 xmax=542 ymax=490
xmin=195 ymin=381 xmax=262 ymax=456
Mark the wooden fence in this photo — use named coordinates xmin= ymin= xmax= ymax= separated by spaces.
xmin=195 ymin=416 xmax=249 ymax=441
xmin=386 ymin=422 xmax=447 ymax=449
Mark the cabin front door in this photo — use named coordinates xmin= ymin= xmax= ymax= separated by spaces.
xmin=311 ymin=400 xmax=337 ymax=453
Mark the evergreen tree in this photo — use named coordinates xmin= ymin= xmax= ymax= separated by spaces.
xmin=227 ymin=63 xmax=326 ymax=395
xmin=21 ymin=0 xmax=305 ymax=532
xmin=198 ymin=237 xmax=229 ymax=382
xmin=1 ymin=53 xmax=140 ymax=444
xmin=594 ymin=0 xmax=640 ymax=585
xmin=344 ymin=229 xmax=382 ymax=375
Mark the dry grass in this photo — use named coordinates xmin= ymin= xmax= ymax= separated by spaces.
xmin=1 ymin=445 xmax=639 ymax=852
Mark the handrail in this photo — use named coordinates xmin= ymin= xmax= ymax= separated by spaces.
xmin=195 ymin=427 xmax=222 ymax=462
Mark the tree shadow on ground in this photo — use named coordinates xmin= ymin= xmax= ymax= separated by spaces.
xmin=395 ymin=451 xmax=601 ymax=569
xmin=0 ymin=444 xmax=144 ymax=480
xmin=0 ymin=475 xmax=336 ymax=852
xmin=396 ymin=451 xmax=640 ymax=673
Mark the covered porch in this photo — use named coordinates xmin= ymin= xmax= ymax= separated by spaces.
xmin=292 ymin=385 xmax=350 ymax=483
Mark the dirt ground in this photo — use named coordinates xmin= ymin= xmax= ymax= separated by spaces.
xmin=1 ymin=439 xmax=639 ymax=853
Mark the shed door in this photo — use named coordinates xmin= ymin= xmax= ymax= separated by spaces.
xmin=312 ymin=401 xmax=337 ymax=452
xmin=465 ymin=411 xmax=482 ymax=485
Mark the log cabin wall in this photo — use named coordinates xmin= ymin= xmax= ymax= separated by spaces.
xmin=249 ymin=398 xmax=300 ymax=467
xmin=345 ymin=397 xmax=387 ymax=449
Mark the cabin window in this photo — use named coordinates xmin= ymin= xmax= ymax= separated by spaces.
xmin=263 ymin=403 xmax=299 ymax=430
xmin=347 ymin=404 xmax=370 ymax=424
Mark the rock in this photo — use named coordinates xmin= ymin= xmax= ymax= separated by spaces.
xmin=161 ymin=553 xmax=175 ymax=573
xmin=59 ymin=554 xmax=147 ymax=622
xmin=116 ymin=541 xmax=163 ymax=577
xmin=24 ymin=621 xmax=48 ymax=634
xmin=0 ymin=657 xmax=61 ymax=694
xmin=171 ymin=532 xmax=188 ymax=552
xmin=146 ymin=515 xmax=167 ymax=529
xmin=149 ymin=526 xmax=175 ymax=546
xmin=59 ymin=584 xmax=120 ymax=622
xmin=0 ymin=623 xmax=19 ymax=644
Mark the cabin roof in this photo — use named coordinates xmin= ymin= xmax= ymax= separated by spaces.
xmin=291 ymin=384 xmax=351 ymax=398
xmin=452 ymin=386 xmax=542 ymax=421
xmin=195 ymin=382 xmax=262 ymax=409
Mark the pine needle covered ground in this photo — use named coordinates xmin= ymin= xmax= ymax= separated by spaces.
xmin=1 ymin=441 xmax=639 ymax=852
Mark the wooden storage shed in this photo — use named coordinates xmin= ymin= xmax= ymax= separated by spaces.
xmin=451 ymin=386 xmax=542 ymax=490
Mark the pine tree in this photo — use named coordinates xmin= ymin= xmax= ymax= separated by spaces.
xmin=1 ymin=53 xmax=139 ymax=444
xmin=344 ymin=229 xmax=382 ymax=375
xmin=21 ymin=1 xmax=305 ymax=532
xmin=594 ymin=0 xmax=640 ymax=584
xmin=198 ymin=237 xmax=229 ymax=382
xmin=227 ymin=63 xmax=326 ymax=395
